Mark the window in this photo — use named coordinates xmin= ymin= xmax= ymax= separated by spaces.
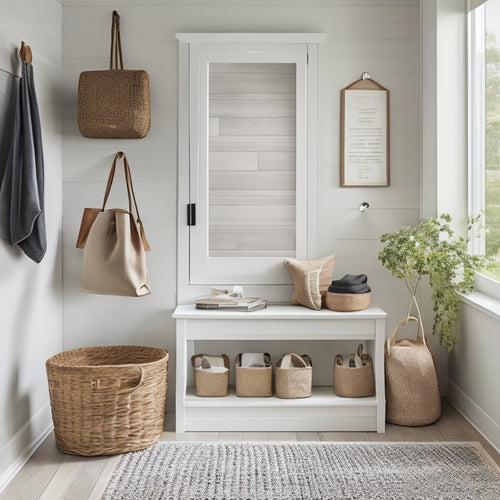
xmin=177 ymin=34 xmax=324 ymax=301
xmin=469 ymin=0 xmax=500 ymax=291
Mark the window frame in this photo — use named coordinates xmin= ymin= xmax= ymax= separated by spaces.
xmin=468 ymin=2 xmax=500 ymax=300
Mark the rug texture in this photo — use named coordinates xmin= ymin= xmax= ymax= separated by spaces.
xmin=102 ymin=441 xmax=500 ymax=500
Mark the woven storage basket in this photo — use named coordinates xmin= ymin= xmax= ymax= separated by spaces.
xmin=78 ymin=11 xmax=150 ymax=139
xmin=235 ymin=353 xmax=272 ymax=397
xmin=325 ymin=291 xmax=371 ymax=312
xmin=333 ymin=344 xmax=374 ymax=398
xmin=385 ymin=316 xmax=441 ymax=426
xmin=46 ymin=345 xmax=168 ymax=456
xmin=275 ymin=353 xmax=312 ymax=399
xmin=192 ymin=354 xmax=230 ymax=397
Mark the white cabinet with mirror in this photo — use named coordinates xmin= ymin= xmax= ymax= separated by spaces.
xmin=177 ymin=33 xmax=325 ymax=302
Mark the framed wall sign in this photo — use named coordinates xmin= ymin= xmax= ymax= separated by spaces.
xmin=341 ymin=73 xmax=390 ymax=187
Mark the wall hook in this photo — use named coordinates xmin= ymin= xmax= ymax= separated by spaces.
xmin=361 ymin=72 xmax=370 ymax=80
xmin=359 ymin=202 xmax=369 ymax=213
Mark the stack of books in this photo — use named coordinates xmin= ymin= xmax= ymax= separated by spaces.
xmin=196 ymin=289 xmax=267 ymax=312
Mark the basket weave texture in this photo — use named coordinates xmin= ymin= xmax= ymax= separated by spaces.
xmin=333 ymin=346 xmax=374 ymax=398
xmin=275 ymin=353 xmax=312 ymax=399
xmin=325 ymin=291 xmax=371 ymax=312
xmin=236 ymin=353 xmax=272 ymax=397
xmin=77 ymin=11 xmax=150 ymax=139
xmin=192 ymin=354 xmax=230 ymax=397
xmin=78 ymin=70 xmax=150 ymax=139
xmin=385 ymin=317 xmax=441 ymax=426
xmin=46 ymin=345 xmax=168 ymax=456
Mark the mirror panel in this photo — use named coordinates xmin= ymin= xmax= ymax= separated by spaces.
xmin=208 ymin=62 xmax=297 ymax=258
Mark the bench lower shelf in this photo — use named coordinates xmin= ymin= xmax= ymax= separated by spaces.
xmin=174 ymin=304 xmax=386 ymax=432
xmin=183 ymin=386 xmax=379 ymax=432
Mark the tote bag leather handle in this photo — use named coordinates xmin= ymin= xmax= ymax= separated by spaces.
xmin=110 ymin=10 xmax=123 ymax=70
xmin=101 ymin=152 xmax=150 ymax=251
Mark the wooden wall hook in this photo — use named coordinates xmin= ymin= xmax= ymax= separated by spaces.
xmin=19 ymin=41 xmax=32 ymax=64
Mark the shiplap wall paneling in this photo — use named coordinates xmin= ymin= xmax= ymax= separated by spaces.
xmin=209 ymin=64 xmax=297 ymax=257
xmin=0 ymin=0 xmax=62 ymax=490
xmin=61 ymin=1 xmax=423 ymax=416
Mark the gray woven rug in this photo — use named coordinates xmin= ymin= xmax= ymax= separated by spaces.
xmin=102 ymin=441 xmax=500 ymax=499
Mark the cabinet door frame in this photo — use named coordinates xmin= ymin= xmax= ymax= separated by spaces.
xmin=177 ymin=33 xmax=324 ymax=303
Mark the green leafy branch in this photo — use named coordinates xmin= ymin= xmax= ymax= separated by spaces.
xmin=378 ymin=214 xmax=484 ymax=352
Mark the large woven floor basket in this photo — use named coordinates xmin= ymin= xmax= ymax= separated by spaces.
xmin=46 ymin=345 xmax=168 ymax=456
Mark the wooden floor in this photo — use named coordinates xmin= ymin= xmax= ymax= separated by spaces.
xmin=1 ymin=400 xmax=499 ymax=500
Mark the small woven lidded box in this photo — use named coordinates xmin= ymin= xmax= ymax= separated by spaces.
xmin=275 ymin=353 xmax=312 ymax=399
xmin=192 ymin=354 xmax=230 ymax=397
xmin=235 ymin=353 xmax=272 ymax=397
xmin=333 ymin=344 xmax=374 ymax=398
xmin=46 ymin=345 xmax=168 ymax=456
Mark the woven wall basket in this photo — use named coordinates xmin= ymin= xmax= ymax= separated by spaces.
xmin=385 ymin=316 xmax=441 ymax=426
xmin=78 ymin=11 xmax=150 ymax=139
xmin=192 ymin=354 xmax=230 ymax=397
xmin=275 ymin=353 xmax=312 ymax=399
xmin=46 ymin=345 xmax=168 ymax=456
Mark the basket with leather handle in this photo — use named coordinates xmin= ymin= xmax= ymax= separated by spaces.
xmin=385 ymin=316 xmax=441 ymax=426
xmin=333 ymin=344 xmax=374 ymax=398
xmin=78 ymin=10 xmax=150 ymax=138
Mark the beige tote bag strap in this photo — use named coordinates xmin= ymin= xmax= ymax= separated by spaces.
xmin=386 ymin=315 xmax=426 ymax=356
xmin=101 ymin=153 xmax=120 ymax=210
xmin=100 ymin=152 xmax=150 ymax=251
xmin=100 ymin=152 xmax=135 ymax=214
xmin=122 ymin=153 xmax=151 ymax=251
xmin=110 ymin=10 xmax=123 ymax=70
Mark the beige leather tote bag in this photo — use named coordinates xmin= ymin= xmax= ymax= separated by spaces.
xmin=80 ymin=152 xmax=151 ymax=296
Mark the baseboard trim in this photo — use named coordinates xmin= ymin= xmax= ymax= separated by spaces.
xmin=0 ymin=402 xmax=53 ymax=494
xmin=447 ymin=380 xmax=500 ymax=454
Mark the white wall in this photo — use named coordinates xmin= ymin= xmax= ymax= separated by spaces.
xmin=449 ymin=300 xmax=500 ymax=451
xmin=419 ymin=0 xmax=469 ymax=394
xmin=61 ymin=0 xmax=421 ymax=420
xmin=0 ymin=0 xmax=62 ymax=490
xmin=421 ymin=0 xmax=500 ymax=452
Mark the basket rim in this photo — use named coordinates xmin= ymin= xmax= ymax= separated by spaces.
xmin=46 ymin=345 xmax=168 ymax=369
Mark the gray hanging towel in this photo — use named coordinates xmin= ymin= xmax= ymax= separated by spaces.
xmin=0 ymin=43 xmax=46 ymax=262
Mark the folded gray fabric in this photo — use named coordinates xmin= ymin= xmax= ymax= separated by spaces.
xmin=328 ymin=283 xmax=371 ymax=294
xmin=330 ymin=274 xmax=368 ymax=287
xmin=0 ymin=60 xmax=46 ymax=262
